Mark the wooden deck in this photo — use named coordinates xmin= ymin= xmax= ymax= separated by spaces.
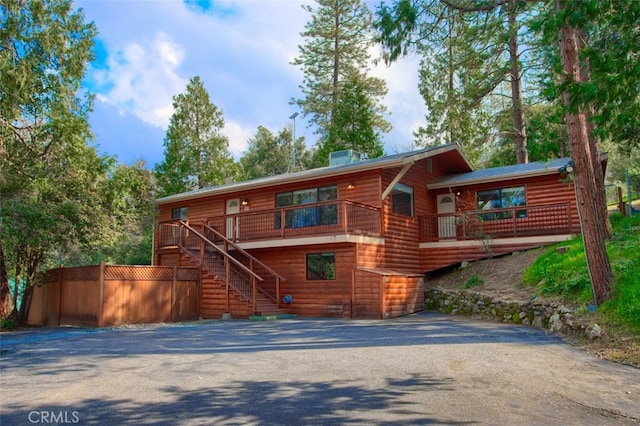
xmin=418 ymin=203 xmax=573 ymax=242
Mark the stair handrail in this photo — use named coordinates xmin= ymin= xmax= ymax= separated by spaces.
xmin=202 ymin=224 xmax=287 ymax=283
xmin=178 ymin=220 xmax=263 ymax=283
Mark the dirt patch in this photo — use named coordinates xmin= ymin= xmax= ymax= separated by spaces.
xmin=426 ymin=249 xmax=550 ymax=303
xmin=425 ymin=249 xmax=640 ymax=368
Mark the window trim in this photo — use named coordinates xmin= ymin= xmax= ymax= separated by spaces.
xmin=171 ymin=207 xmax=188 ymax=220
xmin=391 ymin=182 xmax=414 ymax=217
xmin=476 ymin=186 xmax=526 ymax=220
xmin=306 ymin=252 xmax=336 ymax=281
xmin=275 ymin=185 xmax=338 ymax=229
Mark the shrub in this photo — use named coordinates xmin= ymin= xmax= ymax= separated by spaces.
xmin=463 ymin=274 xmax=484 ymax=289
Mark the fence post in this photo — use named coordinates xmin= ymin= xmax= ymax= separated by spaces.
xmin=98 ymin=261 xmax=105 ymax=327
xmin=617 ymin=186 xmax=626 ymax=217
xmin=172 ymin=265 xmax=177 ymax=322
xmin=57 ymin=267 xmax=63 ymax=326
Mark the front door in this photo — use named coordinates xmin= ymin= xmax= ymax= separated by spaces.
xmin=226 ymin=199 xmax=240 ymax=240
xmin=437 ymin=194 xmax=456 ymax=239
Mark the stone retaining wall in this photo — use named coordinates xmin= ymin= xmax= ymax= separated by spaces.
xmin=425 ymin=287 xmax=599 ymax=338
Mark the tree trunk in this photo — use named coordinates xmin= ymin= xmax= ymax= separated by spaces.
xmin=575 ymin=27 xmax=612 ymax=239
xmin=557 ymin=1 xmax=612 ymax=306
xmin=0 ymin=244 xmax=13 ymax=320
xmin=508 ymin=1 xmax=528 ymax=164
xmin=447 ymin=8 xmax=455 ymax=143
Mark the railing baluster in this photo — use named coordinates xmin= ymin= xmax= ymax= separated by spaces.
xmin=417 ymin=203 xmax=573 ymax=242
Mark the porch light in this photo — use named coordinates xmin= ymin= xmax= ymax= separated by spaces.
xmin=348 ymin=182 xmax=355 ymax=189
xmin=558 ymin=161 xmax=574 ymax=174
xmin=241 ymin=199 xmax=249 ymax=206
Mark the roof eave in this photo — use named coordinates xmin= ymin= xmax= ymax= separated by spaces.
xmin=157 ymin=144 xmax=467 ymax=205
xmin=427 ymin=167 xmax=560 ymax=190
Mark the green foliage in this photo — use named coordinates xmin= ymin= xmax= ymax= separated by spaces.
xmin=533 ymin=0 xmax=640 ymax=149
xmin=375 ymin=0 xmax=541 ymax=167
xmin=600 ymin=214 xmax=640 ymax=330
xmin=1 ymin=318 xmax=15 ymax=331
xmin=462 ymin=274 xmax=484 ymax=289
xmin=154 ymin=76 xmax=238 ymax=197
xmin=523 ymin=240 xmax=593 ymax=302
xmin=487 ymin=103 xmax=567 ymax=167
xmin=313 ymin=78 xmax=386 ymax=166
xmin=240 ymin=126 xmax=313 ymax=179
xmin=292 ymin=0 xmax=390 ymax=157
xmin=524 ymin=214 xmax=640 ymax=330
xmin=0 ymin=0 xmax=100 ymax=321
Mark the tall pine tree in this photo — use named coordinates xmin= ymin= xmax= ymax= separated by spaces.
xmin=154 ymin=76 xmax=237 ymax=197
xmin=292 ymin=0 xmax=390 ymax=165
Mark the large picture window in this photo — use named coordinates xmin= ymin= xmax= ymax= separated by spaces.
xmin=391 ymin=183 xmax=414 ymax=217
xmin=477 ymin=186 xmax=526 ymax=220
xmin=306 ymin=252 xmax=336 ymax=280
xmin=276 ymin=185 xmax=338 ymax=228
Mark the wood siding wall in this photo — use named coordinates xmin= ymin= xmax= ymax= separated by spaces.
xmin=353 ymin=269 xmax=424 ymax=319
xmin=353 ymin=269 xmax=381 ymax=319
xmin=435 ymin=174 xmax=579 ymax=230
xmin=422 ymin=173 xmax=578 ymax=272
xmin=157 ymin=171 xmax=384 ymax=224
xmin=154 ymin=156 xmax=458 ymax=319
xmin=421 ymin=241 xmax=557 ymax=272
xmin=252 ymin=244 xmax=355 ymax=318
xmin=382 ymin=274 xmax=424 ymax=319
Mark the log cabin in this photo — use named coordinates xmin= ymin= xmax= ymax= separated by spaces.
xmin=154 ymin=144 xmax=595 ymax=320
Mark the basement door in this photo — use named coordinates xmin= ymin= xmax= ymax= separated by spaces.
xmin=226 ymin=198 xmax=240 ymax=240
xmin=437 ymin=194 xmax=456 ymax=239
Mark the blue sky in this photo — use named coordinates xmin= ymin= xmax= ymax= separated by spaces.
xmin=77 ymin=0 xmax=426 ymax=167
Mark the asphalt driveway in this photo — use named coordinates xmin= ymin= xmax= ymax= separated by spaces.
xmin=1 ymin=312 xmax=639 ymax=425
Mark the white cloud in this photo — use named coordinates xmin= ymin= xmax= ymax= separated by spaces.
xmin=95 ymin=32 xmax=187 ymax=129
xmin=79 ymin=0 xmax=425 ymax=165
xmin=224 ymin=120 xmax=253 ymax=158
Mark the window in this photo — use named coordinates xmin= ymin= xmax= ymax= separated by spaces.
xmin=477 ymin=186 xmax=526 ymax=220
xmin=171 ymin=207 xmax=188 ymax=220
xmin=391 ymin=183 xmax=414 ymax=217
xmin=306 ymin=252 xmax=336 ymax=280
xmin=276 ymin=185 xmax=338 ymax=228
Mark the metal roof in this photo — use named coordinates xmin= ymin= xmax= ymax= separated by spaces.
xmin=427 ymin=157 xmax=574 ymax=189
xmin=156 ymin=144 xmax=472 ymax=205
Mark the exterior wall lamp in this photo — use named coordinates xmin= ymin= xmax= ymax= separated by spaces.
xmin=558 ymin=161 xmax=574 ymax=174
xmin=241 ymin=199 xmax=249 ymax=206
xmin=347 ymin=182 xmax=355 ymax=189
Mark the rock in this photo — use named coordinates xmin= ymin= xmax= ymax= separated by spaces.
xmin=461 ymin=261 xmax=470 ymax=268
xmin=585 ymin=324 xmax=602 ymax=340
xmin=549 ymin=313 xmax=563 ymax=333
xmin=558 ymin=305 xmax=572 ymax=314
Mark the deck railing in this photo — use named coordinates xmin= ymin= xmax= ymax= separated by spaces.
xmin=207 ymin=199 xmax=382 ymax=243
xmin=419 ymin=203 xmax=573 ymax=242
xmin=156 ymin=220 xmax=285 ymax=313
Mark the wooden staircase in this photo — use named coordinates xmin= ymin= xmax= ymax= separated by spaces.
xmin=170 ymin=222 xmax=287 ymax=319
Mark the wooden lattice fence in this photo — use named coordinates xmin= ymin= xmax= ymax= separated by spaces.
xmin=29 ymin=262 xmax=200 ymax=327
